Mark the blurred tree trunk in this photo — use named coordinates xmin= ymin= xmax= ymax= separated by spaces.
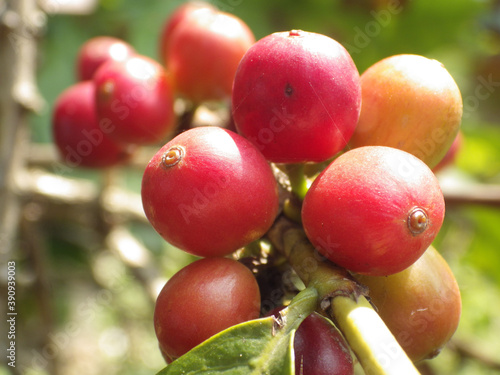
xmin=0 ymin=1 xmax=46 ymax=373
xmin=0 ymin=0 xmax=44 ymax=264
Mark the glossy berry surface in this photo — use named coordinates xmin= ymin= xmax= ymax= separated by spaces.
xmin=267 ymin=308 xmax=354 ymax=375
xmin=52 ymin=81 xmax=132 ymax=168
xmin=302 ymin=146 xmax=445 ymax=276
xmin=348 ymin=54 xmax=463 ymax=169
xmin=141 ymin=126 xmax=280 ymax=257
xmin=165 ymin=7 xmax=255 ymax=102
xmin=356 ymin=246 xmax=462 ymax=362
xmin=93 ymin=55 xmax=176 ymax=145
xmin=295 ymin=313 xmax=354 ymax=375
xmin=154 ymin=257 xmax=261 ymax=360
xmin=232 ymin=29 xmax=361 ymax=163
xmin=76 ymin=36 xmax=135 ymax=81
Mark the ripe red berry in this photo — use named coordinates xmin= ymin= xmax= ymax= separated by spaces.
xmin=52 ymin=81 xmax=132 ymax=169
xmin=269 ymin=308 xmax=354 ymax=375
xmin=93 ymin=55 xmax=176 ymax=145
xmin=141 ymin=126 xmax=280 ymax=257
xmin=232 ymin=29 xmax=361 ymax=163
xmin=165 ymin=7 xmax=255 ymax=102
xmin=154 ymin=257 xmax=261 ymax=360
xmin=301 ymin=146 xmax=445 ymax=276
xmin=294 ymin=313 xmax=354 ymax=375
xmin=158 ymin=1 xmax=216 ymax=63
xmin=76 ymin=36 xmax=135 ymax=81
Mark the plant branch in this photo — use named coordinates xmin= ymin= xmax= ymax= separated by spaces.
xmin=17 ymin=168 xmax=148 ymax=224
xmin=266 ymin=215 xmax=420 ymax=375
xmin=329 ymin=295 xmax=419 ymax=375
xmin=282 ymin=163 xmax=309 ymax=201
xmin=441 ymin=182 xmax=500 ymax=208
xmin=0 ymin=0 xmax=44 ymax=264
xmin=448 ymin=339 xmax=500 ymax=371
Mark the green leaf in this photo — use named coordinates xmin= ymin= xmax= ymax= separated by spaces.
xmin=155 ymin=287 xmax=319 ymax=375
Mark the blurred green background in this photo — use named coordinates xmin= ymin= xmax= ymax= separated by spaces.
xmin=9 ymin=0 xmax=500 ymax=374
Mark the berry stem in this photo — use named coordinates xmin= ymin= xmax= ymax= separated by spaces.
xmin=277 ymin=285 xmax=319 ymax=336
xmin=266 ymin=215 xmax=421 ymax=375
xmin=175 ymin=101 xmax=199 ymax=135
xmin=330 ymin=296 xmax=421 ymax=375
xmin=284 ymin=163 xmax=309 ymax=201
xmin=282 ymin=195 xmax=302 ymax=223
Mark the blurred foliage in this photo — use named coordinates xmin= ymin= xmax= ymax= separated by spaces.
xmin=14 ymin=0 xmax=500 ymax=374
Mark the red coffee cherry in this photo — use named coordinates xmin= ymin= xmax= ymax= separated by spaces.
xmin=76 ymin=36 xmax=135 ymax=81
xmin=52 ymin=81 xmax=132 ymax=169
xmin=93 ymin=54 xmax=176 ymax=145
xmin=141 ymin=126 xmax=280 ymax=257
xmin=269 ymin=308 xmax=354 ymax=375
xmin=154 ymin=257 xmax=261 ymax=360
xmin=158 ymin=1 xmax=216 ymax=63
xmin=301 ymin=146 xmax=445 ymax=276
xmin=232 ymin=29 xmax=361 ymax=163
xmin=165 ymin=6 xmax=255 ymax=102
xmin=294 ymin=313 xmax=354 ymax=375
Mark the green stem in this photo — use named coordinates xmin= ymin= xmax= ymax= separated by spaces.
xmin=248 ymin=286 xmax=319 ymax=375
xmin=331 ymin=296 xmax=420 ymax=375
xmin=175 ymin=101 xmax=199 ymax=135
xmin=284 ymin=163 xmax=309 ymax=201
xmin=282 ymin=195 xmax=303 ymax=224
xmin=279 ymin=286 xmax=319 ymax=328
xmin=266 ymin=216 xmax=421 ymax=375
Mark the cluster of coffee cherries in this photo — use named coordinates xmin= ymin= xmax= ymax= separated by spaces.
xmin=51 ymin=2 xmax=463 ymax=374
